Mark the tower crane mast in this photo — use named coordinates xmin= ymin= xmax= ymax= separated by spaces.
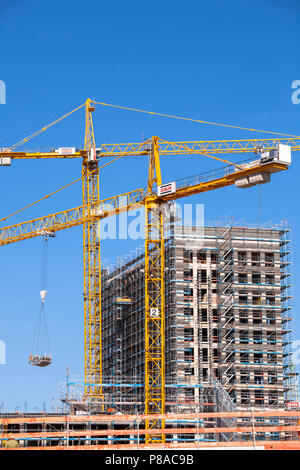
xmin=82 ymin=100 xmax=103 ymax=401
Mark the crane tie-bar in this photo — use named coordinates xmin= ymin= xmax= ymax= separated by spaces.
xmin=0 ymin=152 xmax=128 ymax=224
xmin=3 ymin=103 xmax=86 ymax=153
xmin=92 ymin=100 xmax=299 ymax=138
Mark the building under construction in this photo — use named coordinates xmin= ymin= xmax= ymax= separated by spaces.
xmin=5 ymin=219 xmax=296 ymax=448
xmin=0 ymin=100 xmax=299 ymax=448
xmin=99 ymin=220 xmax=298 ymax=417
xmin=1 ymin=220 xmax=299 ymax=448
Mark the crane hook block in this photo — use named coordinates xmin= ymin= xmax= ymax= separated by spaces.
xmin=40 ymin=290 xmax=47 ymax=303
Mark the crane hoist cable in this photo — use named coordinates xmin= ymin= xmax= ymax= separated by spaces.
xmin=29 ymin=233 xmax=54 ymax=367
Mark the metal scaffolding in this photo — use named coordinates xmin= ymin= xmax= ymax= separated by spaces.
xmin=67 ymin=220 xmax=299 ymax=443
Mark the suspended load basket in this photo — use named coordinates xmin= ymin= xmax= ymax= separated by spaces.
xmin=28 ymin=353 xmax=52 ymax=367
xmin=29 ymin=289 xmax=52 ymax=367
xmin=29 ymin=236 xmax=52 ymax=367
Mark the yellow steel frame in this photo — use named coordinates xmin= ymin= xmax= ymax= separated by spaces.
xmin=144 ymin=200 xmax=165 ymax=442
xmin=144 ymin=137 xmax=165 ymax=443
xmin=82 ymin=99 xmax=103 ymax=400
xmin=0 ymin=189 xmax=146 ymax=246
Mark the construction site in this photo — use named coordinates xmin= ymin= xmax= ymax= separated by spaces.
xmin=0 ymin=99 xmax=300 ymax=450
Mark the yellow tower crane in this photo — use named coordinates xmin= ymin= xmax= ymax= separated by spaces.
xmin=0 ymin=101 xmax=299 ymax=443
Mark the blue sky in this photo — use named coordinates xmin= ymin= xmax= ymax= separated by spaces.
xmin=0 ymin=0 xmax=299 ymax=411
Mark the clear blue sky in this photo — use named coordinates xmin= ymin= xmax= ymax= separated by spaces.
xmin=0 ymin=0 xmax=299 ymax=411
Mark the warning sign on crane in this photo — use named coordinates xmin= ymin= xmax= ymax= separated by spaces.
xmin=87 ymin=148 xmax=101 ymax=162
xmin=157 ymin=181 xmax=176 ymax=197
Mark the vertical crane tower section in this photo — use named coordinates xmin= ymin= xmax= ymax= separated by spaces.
xmin=144 ymin=137 xmax=166 ymax=443
xmin=82 ymin=99 xmax=103 ymax=401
